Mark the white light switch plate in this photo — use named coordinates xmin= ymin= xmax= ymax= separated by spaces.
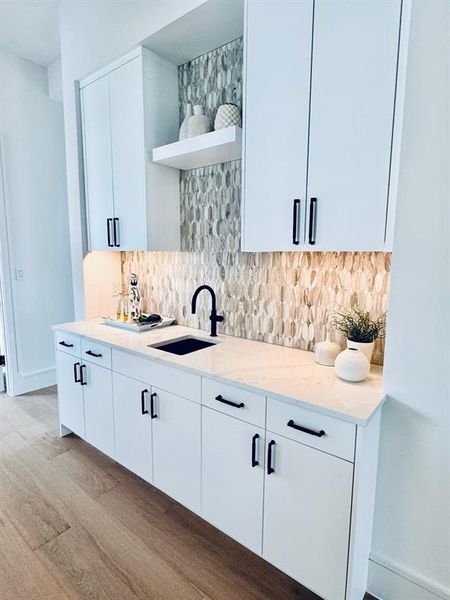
xmin=15 ymin=267 xmax=24 ymax=280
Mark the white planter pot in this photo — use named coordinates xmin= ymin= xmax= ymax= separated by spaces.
xmin=335 ymin=348 xmax=370 ymax=382
xmin=346 ymin=339 xmax=375 ymax=363
xmin=214 ymin=103 xmax=242 ymax=130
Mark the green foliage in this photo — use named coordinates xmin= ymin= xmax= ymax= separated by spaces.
xmin=329 ymin=306 xmax=386 ymax=343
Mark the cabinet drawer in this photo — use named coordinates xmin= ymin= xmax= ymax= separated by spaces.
xmin=266 ymin=398 xmax=355 ymax=462
xmin=55 ymin=331 xmax=81 ymax=358
xmin=112 ymin=349 xmax=201 ymax=403
xmin=81 ymin=339 xmax=112 ymax=369
xmin=202 ymin=378 xmax=266 ymax=427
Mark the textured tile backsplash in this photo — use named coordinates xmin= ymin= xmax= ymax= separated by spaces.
xmin=121 ymin=37 xmax=390 ymax=365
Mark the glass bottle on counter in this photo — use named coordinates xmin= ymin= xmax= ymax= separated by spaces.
xmin=122 ymin=297 xmax=129 ymax=322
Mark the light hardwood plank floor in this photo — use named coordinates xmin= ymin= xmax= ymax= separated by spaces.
xmin=0 ymin=387 xmax=376 ymax=600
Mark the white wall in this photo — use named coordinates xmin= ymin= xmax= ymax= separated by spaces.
xmin=369 ymin=2 xmax=450 ymax=599
xmin=0 ymin=50 xmax=74 ymax=394
xmin=59 ymin=0 xmax=206 ymax=319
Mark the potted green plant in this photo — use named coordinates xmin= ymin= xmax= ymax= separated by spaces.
xmin=329 ymin=306 xmax=386 ymax=363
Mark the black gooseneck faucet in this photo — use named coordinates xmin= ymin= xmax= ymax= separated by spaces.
xmin=191 ymin=285 xmax=224 ymax=337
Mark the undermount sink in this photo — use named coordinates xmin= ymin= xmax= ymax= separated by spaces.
xmin=149 ymin=336 xmax=218 ymax=356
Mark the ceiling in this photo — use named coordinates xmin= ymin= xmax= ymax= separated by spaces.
xmin=0 ymin=0 xmax=60 ymax=67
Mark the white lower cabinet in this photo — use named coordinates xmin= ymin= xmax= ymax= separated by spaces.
xmin=82 ymin=361 xmax=115 ymax=459
xmin=263 ymin=433 xmax=354 ymax=600
xmin=152 ymin=387 xmax=201 ymax=514
xmin=113 ymin=372 xmax=153 ymax=483
xmin=201 ymin=407 xmax=265 ymax=554
xmin=56 ymin=350 xmax=85 ymax=438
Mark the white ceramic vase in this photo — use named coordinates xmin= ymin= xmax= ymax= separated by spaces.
xmin=346 ymin=339 xmax=375 ymax=363
xmin=335 ymin=348 xmax=370 ymax=382
xmin=187 ymin=105 xmax=210 ymax=137
xmin=179 ymin=103 xmax=193 ymax=140
xmin=214 ymin=103 xmax=242 ymax=130
xmin=315 ymin=340 xmax=341 ymax=366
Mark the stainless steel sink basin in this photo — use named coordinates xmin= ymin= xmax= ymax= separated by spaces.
xmin=149 ymin=336 xmax=218 ymax=355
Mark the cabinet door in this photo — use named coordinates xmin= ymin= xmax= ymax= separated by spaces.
xmin=202 ymin=408 xmax=265 ymax=554
xmin=242 ymin=0 xmax=313 ymax=251
xmin=81 ymin=76 xmax=114 ymax=250
xmin=113 ymin=372 xmax=152 ymax=483
xmin=82 ymin=361 xmax=115 ymax=458
xmin=109 ymin=57 xmax=147 ymax=250
xmin=56 ymin=350 xmax=84 ymax=438
xmin=152 ymin=388 xmax=201 ymax=513
xmin=263 ymin=434 xmax=353 ymax=600
xmin=306 ymin=0 xmax=401 ymax=251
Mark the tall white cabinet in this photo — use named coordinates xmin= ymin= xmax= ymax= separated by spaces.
xmin=80 ymin=47 xmax=180 ymax=251
xmin=242 ymin=0 xmax=403 ymax=252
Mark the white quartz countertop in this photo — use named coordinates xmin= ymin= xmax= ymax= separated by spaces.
xmin=53 ymin=320 xmax=386 ymax=425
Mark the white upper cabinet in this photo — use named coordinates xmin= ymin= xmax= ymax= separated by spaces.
xmin=80 ymin=48 xmax=180 ymax=252
xmin=306 ymin=0 xmax=402 ymax=251
xmin=243 ymin=0 xmax=313 ymax=252
xmin=242 ymin=0 xmax=403 ymax=252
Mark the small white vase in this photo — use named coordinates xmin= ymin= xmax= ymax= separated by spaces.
xmin=335 ymin=348 xmax=370 ymax=382
xmin=315 ymin=340 xmax=341 ymax=366
xmin=187 ymin=105 xmax=210 ymax=138
xmin=214 ymin=103 xmax=241 ymax=130
xmin=179 ymin=103 xmax=193 ymax=140
xmin=347 ymin=339 xmax=375 ymax=363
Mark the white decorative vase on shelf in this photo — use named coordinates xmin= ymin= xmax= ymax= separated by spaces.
xmin=179 ymin=103 xmax=193 ymax=140
xmin=187 ymin=105 xmax=210 ymax=138
xmin=214 ymin=103 xmax=242 ymax=130
xmin=347 ymin=339 xmax=375 ymax=363
xmin=315 ymin=339 xmax=341 ymax=367
xmin=335 ymin=348 xmax=370 ymax=383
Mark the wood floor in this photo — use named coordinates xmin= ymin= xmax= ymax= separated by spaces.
xmin=0 ymin=387 xmax=376 ymax=600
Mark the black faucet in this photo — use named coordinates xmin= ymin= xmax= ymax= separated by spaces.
xmin=191 ymin=285 xmax=224 ymax=337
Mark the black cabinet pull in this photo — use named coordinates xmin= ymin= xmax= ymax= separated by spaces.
xmin=107 ymin=218 xmax=113 ymax=247
xmin=80 ymin=364 xmax=87 ymax=386
xmin=59 ymin=341 xmax=74 ymax=348
xmin=150 ymin=392 xmax=158 ymax=419
xmin=308 ymin=197 xmax=317 ymax=245
xmin=141 ymin=389 xmax=149 ymax=415
xmin=113 ymin=218 xmax=120 ymax=247
xmin=215 ymin=394 xmax=244 ymax=409
xmin=251 ymin=433 xmax=260 ymax=467
xmin=287 ymin=419 xmax=326 ymax=438
xmin=85 ymin=350 xmax=102 ymax=358
xmin=267 ymin=440 xmax=275 ymax=475
xmin=73 ymin=362 xmax=81 ymax=383
xmin=292 ymin=199 xmax=301 ymax=245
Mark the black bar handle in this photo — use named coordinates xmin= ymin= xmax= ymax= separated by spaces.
xmin=107 ymin=218 xmax=113 ymax=247
xmin=150 ymin=392 xmax=158 ymax=419
xmin=287 ymin=419 xmax=325 ymax=438
xmin=215 ymin=394 xmax=244 ymax=409
xmin=251 ymin=433 xmax=260 ymax=467
xmin=267 ymin=440 xmax=275 ymax=475
xmin=141 ymin=389 xmax=149 ymax=415
xmin=85 ymin=350 xmax=102 ymax=358
xmin=73 ymin=362 xmax=81 ymax=383
xmin=59 ymin=341 xmax=74 ymax=348
xmin=292 ymin=199 xmax=300 ymax=245
xmin=308 ymin=197 xmax=317 ymax=245
xmin=113 ymin=218 xmax=120 ymax=247
xmin=80 ymin=364 xmax=87 ymax=386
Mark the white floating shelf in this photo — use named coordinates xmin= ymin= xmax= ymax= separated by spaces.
xmin=152 ymin=126 xmax=242 ymax=170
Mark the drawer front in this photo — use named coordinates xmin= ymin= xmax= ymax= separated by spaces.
xmin=202 ymin=378 xmax=266 ymax=427
xmin=55 ymin=331 xmax=81 ymax=358
xmin=112 ymin=349 xmax=201 ymax=403
xmin=266 ymin=398 xmax=355 ymax=462
xmin=81 ymin=339 xmax=112 ymax=369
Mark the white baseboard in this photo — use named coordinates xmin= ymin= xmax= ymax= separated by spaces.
xmin=9 ymin=367 xmax=56 ymax=396
xmin=368 ymin=553 xmax=450 ymax=600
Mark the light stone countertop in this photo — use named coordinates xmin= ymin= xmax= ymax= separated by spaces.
xmin=53 ymin=320 xmax=386 ymax=426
